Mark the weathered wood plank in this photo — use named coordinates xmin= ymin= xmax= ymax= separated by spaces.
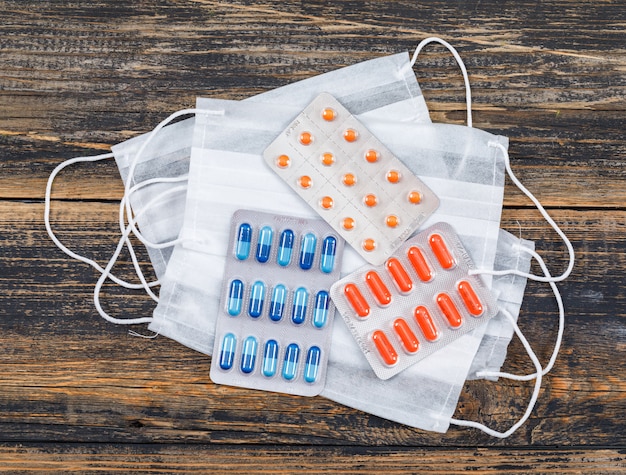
xmin=0 ymin=444 xmax=624 ymax=474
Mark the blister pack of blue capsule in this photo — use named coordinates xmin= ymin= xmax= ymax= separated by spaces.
xmin=209 ymin=209 xmax=345 ymax=396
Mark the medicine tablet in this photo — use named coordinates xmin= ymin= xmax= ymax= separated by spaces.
xmin=330 ymin=222 xmax=499 ymax=380
xmin=263 ymin=92 xmax=440 ymax=266
xmin=210 ymin=210 xmax=345 ymax=396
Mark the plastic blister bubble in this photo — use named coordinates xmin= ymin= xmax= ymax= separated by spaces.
xmin=329 ymin=222 xmax=499 ymax=380
xmin=210 ymin=209 xmax=345 ymax=396
xmin=262 ymin=92 xmax=439 ymax=266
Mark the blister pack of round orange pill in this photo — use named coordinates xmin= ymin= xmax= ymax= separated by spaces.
xmin=329 ymin=222 xmax=499 ymax=380
xmin=262 ymin=92 xmax=440 ymax=266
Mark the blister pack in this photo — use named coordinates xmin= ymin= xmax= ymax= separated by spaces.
xmin=330 ymin=222 xmax=499 ymax=380
xmin=262 ymin=92 xmax=439 ymax=266
xmin=210 ymin=210 xmax=345 ymax=396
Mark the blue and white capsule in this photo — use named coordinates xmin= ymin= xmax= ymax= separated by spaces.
xmin=262 ymin=339 xmax=279 ymax=377
xmin=227 ymin=279 xmax=244 ymax=316
xmin=299 ymin=232 xmax=317 ymax=270
xmin=312 ymin=290 xmax=330 ymax=328
xmin=269 ymin=284 xmax=287 ymax=322
xmin=319 ymin=236 xmax=337 ymax=273
xmin=248 ymin=280 xmax=265 ymax=318
xmin=218 ymin=333 xmax=237 ymax=370
xmin=240 ymin=336 xmax=258 ymax=374
xmin=256 ymin=225 xmax=273 ymax=263
xmin=277 ymin=229 xmax=294 ymax=267
xmin=303 ymin=346 xmax=321 ymax=383
xmin=235 ymin=223 xmax=252 ymax=260
xmin=282 ymin=343 xmax=300 ymax=381
xmin=291 ymin=287 xmax=309 ymax=325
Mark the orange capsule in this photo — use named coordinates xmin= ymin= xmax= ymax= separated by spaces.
xmin=372 ymin=330 xmax=398 ymax=366
xmin=457 ymin=280 xmax=484 ymax=316
xmin=276 ymin=154 xmax=290 ymax=168
xmin=322 ymin=107 xmax=336 ymax=121
xmin=393 ymin=318 xmax=419 ymax=354
xmin=321 ymin=152 xmax=335 ymax=166
xmin=320 ymin=196 xmax=334 ymax=210
xmin=343 ymin=128 xmax=358 ymax=142
xmin=299 ymin=131 xmax=313 ymax=145
xmin=437 ymin=293 xmax=463 ymax=328
xmin=408 ymin=191 xmax=422 ymax=204
xmin=407 ymin=246 xmax=433 ymax=282
xmin=343 ymin=283 xmax=370 ymax=318
xmin=363 ymin=193 xmax=378 ymax=207
xmin=298 ymin=175 xmax=312 ymax=189
xmin=365 ymin=149 xmax=379 ymax=163
xmin=429 ymin=233 xmax=455 ymax=269
xmin=342 ymin=217 xmax=355 ymax=230
xmin=414 ymin=306 xmax=439 ymax=341
xmin=342 ymin=173 xmax=356 ymax=186
xmin=365 ymin=271 xmax=392 ymax=306
xmin=385 ymin=258 xmax=412 ymax=293
xmin=385 ymin=215 xmax=399 ymax=228
xmin=362 ymin=238 xmax=376 ymax=252
xmin=386 ymin=170 xmax=401 ymax=183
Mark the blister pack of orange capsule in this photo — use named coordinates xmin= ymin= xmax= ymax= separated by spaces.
xmin=329 ymin=222 xmax=499 ymax=380
xmin=262 ymin=92 xmax=439 ymax=266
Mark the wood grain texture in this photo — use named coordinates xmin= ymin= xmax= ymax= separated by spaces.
xmin=1 ymin=0 xmax=624 ymax=471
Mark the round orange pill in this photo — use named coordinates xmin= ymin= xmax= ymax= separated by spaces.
xmin=343 ymin=128 xmax=358 ymax=142
xmin=322 ymin=108 xmax=336 ymax=121
xmin=364 ymin=193 xmax=378 ymax=207
xmin=365 ymin=149 xmax=379 ymax=163
xmin=299 ymin=131 xmax=313 ymax=145
xmin=408 ymin=191 xmax=422 ymax=204
xmin=342 ymin=217 xmax=355 ymax=230
xmin=362 ymin=238 xmax=376 ymax=252
xmin=276 ymin=154 xmax=290 ymax=168
xmin=342 ymin=173 xmax=357 ymax=186
xmin=298 ymin=175 xmax=312 ymax=189
xmin=321 ymin=152 xmax=335 ymax=166
xmin=320 ymin=196 xmax=334 ymax=210
xmin=386 ymin=170 xmax=401 ymax=183
xmin=386 ymin=215 xmax=399 ymax=228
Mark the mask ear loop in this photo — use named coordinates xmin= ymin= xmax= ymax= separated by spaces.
xmin=408 ymin=36 xmax=473 ymax=127
xmin=93 ymin=182 xmax=188 ymax=325
xmin=118 ymin=174 xmax=190 ymax=303
xmin=121 ymin=108 xmax=197 ymax=250
xmin=470 ymin=141 xmax=575 ymax=283
xmin=478 ymin=245 xmax=564 ymax=381
xmin=44 ymin=152 xmax=160 ymax=291
xmin=450 ymin=306 xmax=543 ymax=438
xmin=92 ymin=108 xmax=198 ymax=325
xmin=450 ymin=242 xmax=562 ymax=438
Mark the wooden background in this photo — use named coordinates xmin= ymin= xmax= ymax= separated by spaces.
xmin=1 ymin=0 xmax=624 ymax=472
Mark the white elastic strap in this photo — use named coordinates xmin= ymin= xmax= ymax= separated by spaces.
xmin=409 ymin=37 xmax=473 ymax=127
xmin=471 ymin=141 xmax=575 ymax=283
xmin=44 ymin=152 xmax=159 ymax=291
xmin=117 ymin=174 xmax=190 ymax=303
xmin=450 ymin=307 xmax=543 ymax=438
xmin=122 ymin=108 xmax=197 ymax=248
xmin=477 ymin=246 xmax=564 ymax=381
xmin=93 ymin=183 xmax=187 ymax=325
